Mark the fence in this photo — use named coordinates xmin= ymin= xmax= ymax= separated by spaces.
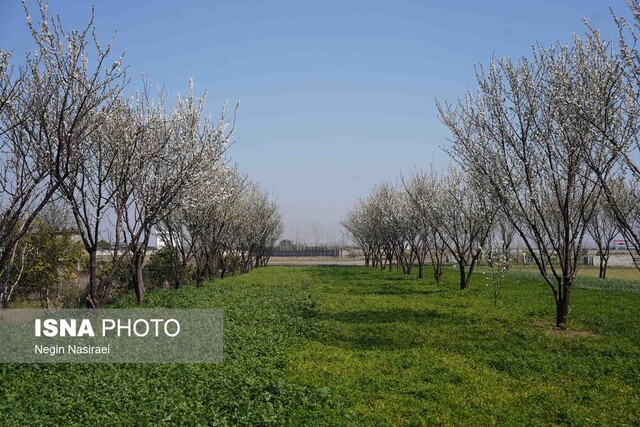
xmin=271 ymin=248 xmax=341 ymax=257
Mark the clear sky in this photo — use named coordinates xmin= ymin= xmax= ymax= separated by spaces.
xmin=0 ymin=0 xmax=631 ymax=244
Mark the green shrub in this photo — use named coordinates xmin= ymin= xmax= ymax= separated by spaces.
xmin=143 ymin=246 xmax=194 ymax=289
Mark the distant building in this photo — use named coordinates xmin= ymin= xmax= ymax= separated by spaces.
xmin=612 ymin=239 xmax=628 ymax=250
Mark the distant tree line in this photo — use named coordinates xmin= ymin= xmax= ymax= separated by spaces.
xmin=342 ymin=165 xmax=505 ymax=287
xmin=0 ymin=1 xmax=283 ymax=309
xmin=344 ymin=2 xmax=640 ymax=328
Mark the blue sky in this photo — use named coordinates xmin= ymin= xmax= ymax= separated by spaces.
xmin=0 ymin=0 xmax=631 ymax=243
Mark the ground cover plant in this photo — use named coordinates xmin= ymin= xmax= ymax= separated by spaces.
xmin=1 ymin=266 xmax=639 ymax=425
xmin=0 ymin=269 xmax=333 ymax=426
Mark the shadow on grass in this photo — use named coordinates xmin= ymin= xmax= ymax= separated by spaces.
xmin=311 ymin=308 xmax=445 ymax=350
xmin=307 ymin=266 xmax=440 ymax=296
xmin=317 ymin=308 xmax=444 ymax=324
xmin=308 ymin=265 xmax=375 ymax=281
xmin=308 ymin=265 xmax=415 ymax=278
xmin=313 ymin=307 xmax=490 ymax=351
xmin=377 ymin=274 xmax=414 ymax=281
xmin=369 ymin=286 xmax=441 ymax=296
xmin=343 ymin=285 xmax=438 ymax=297
xmin=319 ymin=328 xmax=424 ymax=351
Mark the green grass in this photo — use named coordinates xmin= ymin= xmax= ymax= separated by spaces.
xmin=0 ymin=270 xmax=333 ymax=426
xmin=576 ymin=265 xmax=640 ymax=281
xmin=288 ymin=267 xmax=640 ymax=425
xmin=1 ymin=266 xmax=639 ymax=425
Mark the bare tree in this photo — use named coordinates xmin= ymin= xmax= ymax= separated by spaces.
xmin=115 ymin=82 xmax=234 ymax=304
xmin=485 ymin=234 xmax=509 ymax=306
xmin=367 ymin=182 xmax=405 ymax=272
xmin=430 ymin=166 xmax=496 ymax=290
xmin=0 ymin=50 xmax=22 ymax=135
xmin=438 ymin=33 xmax=612 ymax=327
xmin=342 ymin=199 xmax=377 ymax=267
xmin=187 ymin=166 xmax=246 ymax=284
xmin=603 ymin=177 xmax=640 ymax=268
xmin=494 ymin=211 xmax=517 ymax=268
xmin=61 ymin=97 xmax=140 ymax=307
xmin=157 ymin=163 xmax=283 ymax=286
xmin=1 ymin=1 xmax=125 ymax=308
xmin=399 ymin=191 xmax=422 ymax=276
xmin=403 ymin=169 xmax=447 ymax=281
xmin=0 ymin=50 xmax=33 ymax=308
xmin=587 ymin=192 xmax=622 ymax=279
xmin=235 ymin=183 xmax=284 ymax=272
xmin=252 ymin=197 xmax=284 ymax=268
xmin=575 ymin=5 xmax=640 ymax=265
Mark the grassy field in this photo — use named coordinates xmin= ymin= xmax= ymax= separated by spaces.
xmin=512 ymin=263 xmax=640 ymax=281
xmin=577 ymin=265 xmax=640 ymax=281
xmin=1 ymin=266 xmax=639 ymax=425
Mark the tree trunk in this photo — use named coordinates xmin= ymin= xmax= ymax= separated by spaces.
xmin=599 ymin=250 xmax=609 ymax=280
xmin=459 ymin=262 xmax=468 ymax=290
xmin=555 ymin=279 xmax=572 ymax=328
xmin=195 ymin=250 xmax=206 ymax=285
xmin=0 ymin=259 xmax=14 ymax=309
xmin=132 ymin=249 xmax=145 ymax=305
xmin=170 ymin=251 xmax=183 ymax=289
xmin=430 ymin=248 xmax=443 ymax=284
xmin=86 ymin=250 xmax=100 ymax=308
xmin=174 ymin=262 xmax=186 ymax=289
xmin=465 ymin=255 xmax=480 ymax=289
xmin=179 ymin=261 xmax=188 ymax=288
